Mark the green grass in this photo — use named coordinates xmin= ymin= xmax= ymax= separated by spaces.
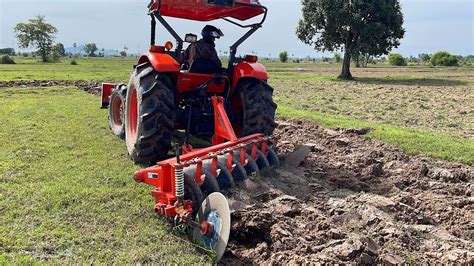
xmin=0 ymin=57 xmax=137 ymax=81
xmin=0 ymin=87 xmax=209 ymax=264
xmin=278 ymin=106 xmax=474 ymax=165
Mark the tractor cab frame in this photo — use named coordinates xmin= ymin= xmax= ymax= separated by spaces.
xmin=147 ymin=0 xmax=268 ymax=75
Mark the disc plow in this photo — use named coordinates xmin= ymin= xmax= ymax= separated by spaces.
xmin=132 ymin=95 xmax=279 ymax=260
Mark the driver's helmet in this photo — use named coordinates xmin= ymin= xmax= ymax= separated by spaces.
xmin=202 ymin=25 xmax=224 ymax=40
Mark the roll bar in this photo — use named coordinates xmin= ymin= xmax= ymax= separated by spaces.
xmin=148 ymin=0 xmax=268 ymax=71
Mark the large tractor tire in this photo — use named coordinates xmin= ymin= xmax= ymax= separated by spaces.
xmin=108 ymin=84 xmax=127 ymax=139
xmin=125 ymin=62 xmax=175 ymax=165
xmin=236 ymin=79 xmax=277 ymax=137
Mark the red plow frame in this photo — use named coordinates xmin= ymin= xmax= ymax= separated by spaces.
xmin=133 ymin=96 xmax=277 ymax=219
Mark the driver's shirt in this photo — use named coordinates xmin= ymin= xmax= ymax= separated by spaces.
xmin=183 ymin=39 xmax=222 ymax=68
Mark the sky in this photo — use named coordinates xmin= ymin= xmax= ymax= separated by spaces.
xmin=0 ymin=0 xmax=473 ymax=57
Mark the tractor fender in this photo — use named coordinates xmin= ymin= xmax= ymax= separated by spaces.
xmin=232 ymin=61 xmax=269 ymax=89
xmin=138 ymin=52 xmax=180 ymax=73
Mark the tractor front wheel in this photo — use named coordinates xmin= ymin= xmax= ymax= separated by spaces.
xmin=125 ymin=63 xmax=175 ymax=165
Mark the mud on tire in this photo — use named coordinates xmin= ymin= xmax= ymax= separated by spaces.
xmin=125 ymin=62 xmax=175 ymax=165
xmin=108 ymin=84 xmax=127 ymax=139
xmin=236 ymin=79 xmax=277 ymax=136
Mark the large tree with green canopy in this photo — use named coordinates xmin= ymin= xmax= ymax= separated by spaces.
xmin=296 ymin=0 xmax=405 ymax=79
xmin=14 ymin=16 xmax=58 ymax=62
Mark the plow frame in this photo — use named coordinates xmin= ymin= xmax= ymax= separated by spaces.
xmin=134 ymin=95 xmax=273 ymax=219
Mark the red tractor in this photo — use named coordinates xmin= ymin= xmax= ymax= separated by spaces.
xmin=102 ymin=0 xmax=278 ymax=260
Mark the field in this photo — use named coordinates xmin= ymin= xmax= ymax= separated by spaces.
xmin=2 ymin=57 xmax=473 ymax=164
xmin=1 ymin=57 xmax=473 ymax=263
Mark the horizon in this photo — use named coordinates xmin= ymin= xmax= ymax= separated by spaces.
xmin=0 ymin=0 xmax=473 ymax=57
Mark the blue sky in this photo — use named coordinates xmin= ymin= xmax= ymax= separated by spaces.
xmin=0 ymin=0 xmax=473 ymax=57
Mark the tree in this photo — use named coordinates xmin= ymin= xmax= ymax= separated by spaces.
xmin=279 ymin=51 xmax=288 ymax=63
xmin=14 ymin=16 xmax=58 ymax=62
xmin=53 ymin=43 xmax=65 ymax=57
xmin=0 ymin=48 xmax=15 ymax=56
xmin=418 ymin=53 xmax=431 ymax=63
xmin=356 ymin=53 xmax=371 ymax=68
xmin=120 ymin=51 xmax=127 ymax=57
xmin=84 ymin=43 xmax=98 ymax=57
xmin=388 ymin=53 xmax=407 ymax=66
xmin=430 ymin=51 xmax=459 ymax=66
xmin=297 ymin=0 xmax=405 ymax=79
xmin=51 ymin=44 xmax=65 ymax=62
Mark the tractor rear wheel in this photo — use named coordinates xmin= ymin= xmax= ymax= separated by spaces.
xmin=108 ymin=84 xmax=127 ymax=139
xmin=125 ymin=63 xmax=175 ymax=165
xmin=236 ymin=79 xmax=277 ymax=137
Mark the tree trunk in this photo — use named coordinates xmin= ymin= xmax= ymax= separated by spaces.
xmin=363 ymin=54 xmax=370 ymax=68
xmin=39 ymin=48 xmax=48 ymax=62
xmin=339 ymin=50 xmax=353 ymax=80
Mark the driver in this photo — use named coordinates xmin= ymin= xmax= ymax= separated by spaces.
xmin=183 ymin=25 xmax=224 ymax=69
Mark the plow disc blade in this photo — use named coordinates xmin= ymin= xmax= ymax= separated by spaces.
xmin=266 ymin=147 xmax=280 ymax=167
xmin=193 ymin=192 xmax=230 ymax=262
xmin=253 ymin=149 xmax=270 ymax=170
xmin=203 ymin=161 xmax=235 ymax=190
xmin=217 ymin=155 xmax=247 ymax=182
xmin=235 ymin=151 xmax=260 ymax=176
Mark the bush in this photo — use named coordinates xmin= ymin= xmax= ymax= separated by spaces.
xmin=70 ymin=59 xmax=78 ymax=65
xmin=430 ymin=51 xmax=459 ymax=66
xmin=279 ymin=51 xmax=288 ymax=63
xmin=0 ymin=55 xmax=16 ymax=64
xmin=334 ymin=52 xmax=342 ymax=63
xmin=388 ymin=53 xmax=407 ymax=66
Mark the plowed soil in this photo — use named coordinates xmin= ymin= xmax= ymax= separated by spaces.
xmin=222 ymin=119 xmax=473 ymax=264
xmin=0 ymin=80 xmax=102 ymax=95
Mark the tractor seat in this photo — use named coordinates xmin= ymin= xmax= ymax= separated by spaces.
xmin=189 ymin=58 xmax=222 ymax=74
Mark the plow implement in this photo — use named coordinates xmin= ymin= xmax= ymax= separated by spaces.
xmin=132 ymin=95 xmax=279 ymax=260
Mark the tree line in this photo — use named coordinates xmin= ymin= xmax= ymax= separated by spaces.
xmin=276 ymin=50 xmax=470 ymax=67
xmin=3 ymin=15 xmax=130 ymax=63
